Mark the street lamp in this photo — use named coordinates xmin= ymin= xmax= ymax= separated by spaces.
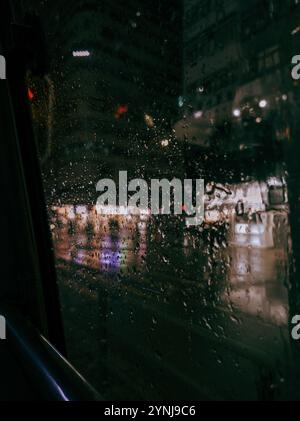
xmin=259 ymin=99 xmax=268 ymax=108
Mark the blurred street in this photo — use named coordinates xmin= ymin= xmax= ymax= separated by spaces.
xmin=50 ymin=201 xmax=296 ymax=400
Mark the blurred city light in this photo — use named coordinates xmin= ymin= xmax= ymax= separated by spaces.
xmin=259 ymin=99 xmax=268 ymax=108
xmin=72 ymin=50 xmax=90 ymax=57
xmin=115 ymin=105 xmax=128 ymax=119
xmin=144 ymin=113 xmax=155 ymax=127
xmin=233 ymin=108 xmax=241 ymax=117
xmin=27 ymin=88 xmax=34 ymax=101
xmin=291 ymin=26 xmax=300 ymax=35
xmin=193 ymin=110 xmax=203 ymax=119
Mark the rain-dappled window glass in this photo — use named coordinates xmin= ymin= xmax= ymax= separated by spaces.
xmin=12 ymin=0 xmax=300 ymax=400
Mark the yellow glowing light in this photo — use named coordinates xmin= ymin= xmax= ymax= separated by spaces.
xmin=144 ymin=113 xmax=154 ymax=127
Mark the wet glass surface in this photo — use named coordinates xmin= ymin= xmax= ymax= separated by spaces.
xmin=14 ymin=0 xmax=300 ymax=399
xmin=50 ymin=200 xmax=291 ymax=399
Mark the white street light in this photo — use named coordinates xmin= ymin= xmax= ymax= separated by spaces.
xmin=259 ymin=99 xmax=267 ymax=108
xmin=233 ymin=108 xmax=241 ymax=117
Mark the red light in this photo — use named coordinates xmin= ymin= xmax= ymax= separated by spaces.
xmin=28 ymin=88 xmax=34 ymax=101
xmin=115 ymin=104 xmax=128 ymax=119
xmin=118 ymin=105 xmax=128 ymax=114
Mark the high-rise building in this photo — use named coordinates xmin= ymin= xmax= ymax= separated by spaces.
xmin=175 ymin=0 xmax=300 ymax=156
xmin=23 ymin=0 xmax=183 ymax=202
